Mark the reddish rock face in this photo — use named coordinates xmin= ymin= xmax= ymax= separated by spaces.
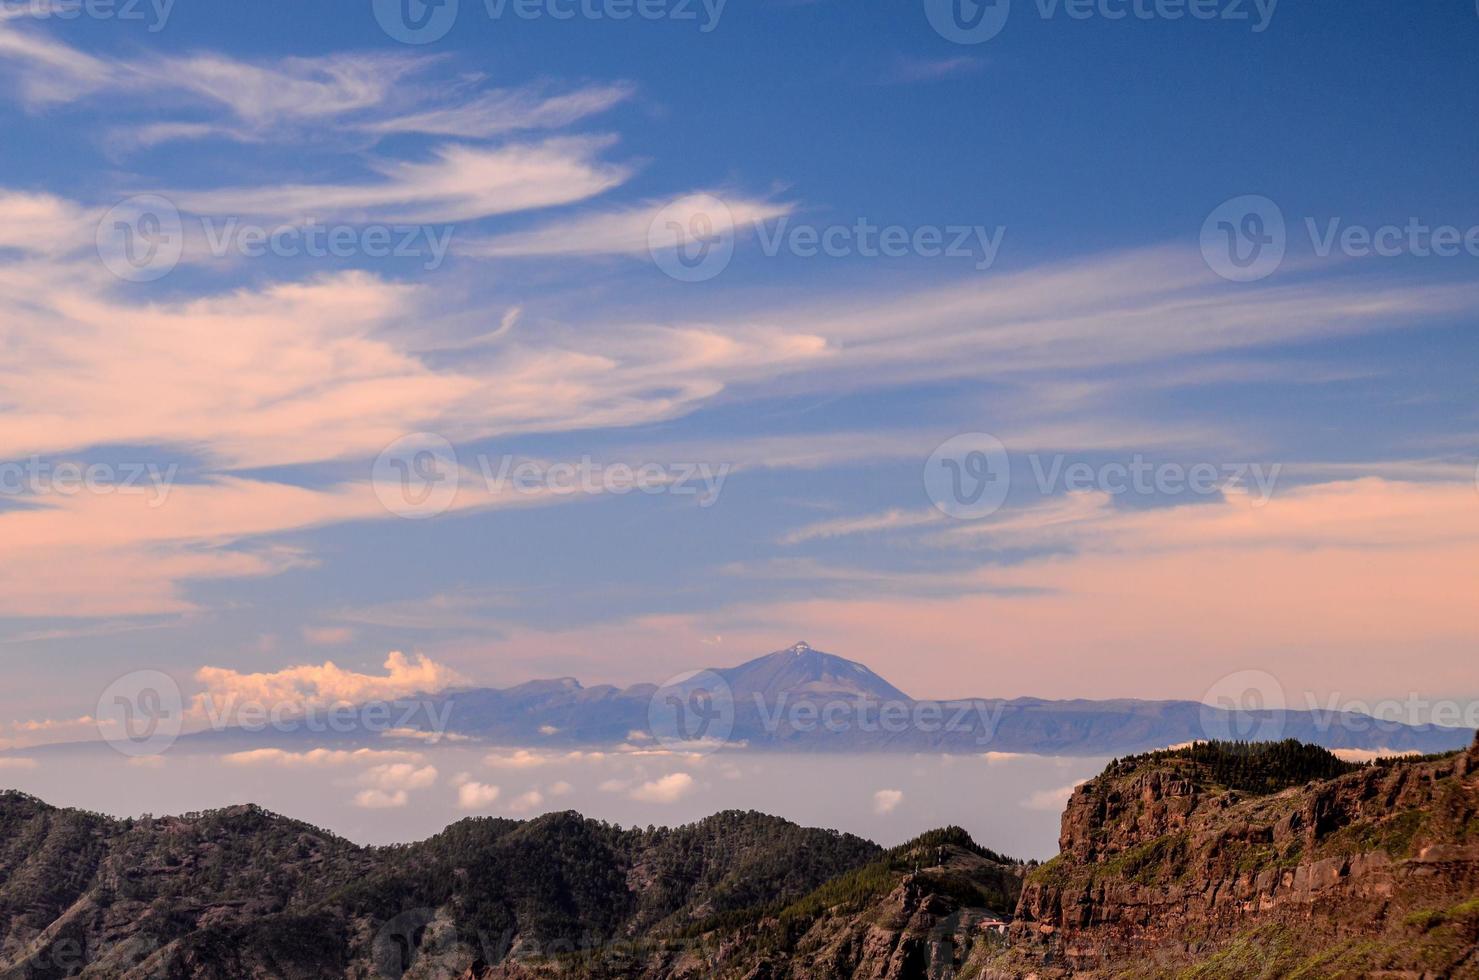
xmin=1004 ymin=736 xmax=1479 ymax=976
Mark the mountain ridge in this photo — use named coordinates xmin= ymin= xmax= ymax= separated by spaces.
xmin=16 ymin=643 xmax=1474 ymax=758
xmin=1 ymin=733 xmax=1474 ymax=977
xmin=360 ymin=642 xmax=1479 ymax=756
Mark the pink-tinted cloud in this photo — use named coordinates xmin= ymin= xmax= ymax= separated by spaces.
xmin=195 ymin=652 xmax=463 ymax=716
xmin=460 ymin=479 xmax=1479 ymax=703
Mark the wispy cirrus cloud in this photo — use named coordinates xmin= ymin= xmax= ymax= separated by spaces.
xmin=164 ymin=138 xmax=630 ymax=225
xmin=2 ymin=201 xmax=1472 ymax=623
xmin=883 ymin=55 xmax=984 ymax=84
xmin=0 ymin=191 xmax=94 ymax=255
xmin=458 ymin=194 xmax=793 ymax=259
xmin=781 ymin=508 xmax=944 ymax=545
xmin=361 ymin=81 xmax=637 ymax=139
xmin=0 ymin=18 xmax=633 ymax=145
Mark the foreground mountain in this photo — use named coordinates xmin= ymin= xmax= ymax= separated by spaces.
xmin=116 ymin=642 xmax=1472 ymax=760
xmin=2 ymin=733 xmax=1476 ymax=978
xmin=989 ymin=734 xmax=1479 ymax=977
xmin=0 ymin=801 xmax=884 ymax=978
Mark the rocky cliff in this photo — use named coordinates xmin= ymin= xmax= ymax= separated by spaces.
xmin=991 ymin=735 xmax=1479 ymax=977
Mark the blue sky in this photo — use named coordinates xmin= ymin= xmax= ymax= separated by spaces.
xmin=1 ymin=0 xmax=1478 ymax=742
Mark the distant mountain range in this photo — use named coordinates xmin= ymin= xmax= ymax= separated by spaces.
xmin=134 ymin=641 xmax=1474 ymax=758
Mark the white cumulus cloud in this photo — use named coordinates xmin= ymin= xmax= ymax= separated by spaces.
xmin=872 ymin=789 xmax=904 ymax=815
xmin=629 ymin=772 xmax=694 ymax=804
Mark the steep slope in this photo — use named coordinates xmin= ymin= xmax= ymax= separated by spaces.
xmin=716 ymin=641 xmax=911 ymax=702
xmin=0 ymin=800 xmax=880 ymax=979
xmin=0 ymin=794 xmax=374 ymax=979
xmin=988 ymin=736 xmax=1479 ymax=977
xmin=457 ymin=828 xmax=1025 ymax=980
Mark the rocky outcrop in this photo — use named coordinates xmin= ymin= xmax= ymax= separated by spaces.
xmin=994 ymin=734 xmax=1479 ymax=976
